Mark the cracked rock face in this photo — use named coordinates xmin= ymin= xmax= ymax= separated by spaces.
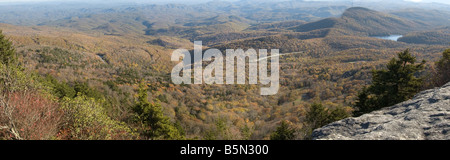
xmin=312 ymin=82 xmax=450 ymax=140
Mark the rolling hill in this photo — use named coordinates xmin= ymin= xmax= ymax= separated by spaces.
xmin=246 ymin=20 xmax=306 ymax=31
xmin=398 ymin=27 xmax=450 ymax=45
xmin=1 ymin=1 xmax=449 ymax=140
xmin=291 ymin=7 xmax=429 ymax=36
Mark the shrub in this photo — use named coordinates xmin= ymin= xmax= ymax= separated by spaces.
xmin=0 ymin=30 xmax=63 ymax=140
xmin=0 ymin=91 xmax=63 ymax=140
xmin=301 ymin=103 xmax=350 ymax=139
xmin=270 ymin=121 xmax=296 ymax=140
xmin=60 ymin=95 xmax=136 ymax=140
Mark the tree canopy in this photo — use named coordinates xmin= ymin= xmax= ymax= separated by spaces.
xmin=0 ymin=30 xmax=17 ymax=66
xmin=353 ymin=49 xmax=425 ymax=116
xmin=133 ymin=80 xmax=184 ymax=140
xmin=270 ymin=121 xmax=296 ymax=140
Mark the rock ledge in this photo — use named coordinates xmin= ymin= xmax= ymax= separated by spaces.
xmin=312 ymin=82 xmax=450 ymax=140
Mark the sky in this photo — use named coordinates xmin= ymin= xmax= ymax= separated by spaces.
xmin=0 ymin=0 xmax=450 ymax=5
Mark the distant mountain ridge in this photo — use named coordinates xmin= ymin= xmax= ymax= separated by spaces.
xmin=391 ymin=8 xmax=450 ymax=27
xmin=291 ymin=7 xmax=429 ymax=36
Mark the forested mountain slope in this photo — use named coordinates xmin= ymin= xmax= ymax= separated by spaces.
xmin=291 ymin=7 xmax=429 ymax=36
xmin=0 ymin=1 xmax=449 ymax=140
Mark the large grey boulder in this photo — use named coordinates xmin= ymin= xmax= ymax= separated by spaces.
xmin=312 ymin=82 xmax=450 ymax=140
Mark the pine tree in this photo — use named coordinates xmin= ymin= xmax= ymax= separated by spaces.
xmin=133 ymin=80 xmax=184 ymax=140
xmin=353 ymin=49 xmax=425 ymax=116
xmin=305 ymin=103 xmax=330 ymax=130
xmin=435 ymin=49 xmax=450 ymax=86
xmin=329 ymin=107 xmax=350 ymax=122
xmin=301 ymin=103 xmax=349 ymax=139
xmin=0 ymin=30 xmax=27 ymax=93
xmin=270 ymin=121 xmax=295 ymax=140
xmin=0 ymin=30 xmax=17 ymax=66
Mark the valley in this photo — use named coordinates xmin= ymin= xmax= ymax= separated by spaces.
xmin=0 ymin=0 xmax=449 ymax=140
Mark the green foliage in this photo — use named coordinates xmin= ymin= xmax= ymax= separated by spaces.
xmin=43 ymin=75 xmax=76 ymax=99
xmin=174 ymin=121 xmax=186 ymax=137
xmin=3 ymin=4 xmax=447 ymax=140
xmin=302 ymin=103 xmax=350 ymax=139
xmin=0 ymin=28 xmax=137 ymax=140
xmin=42 ymin=76 xmax=106 ymax=102
xmin=353 ymin=49 xmax=425 ymax=116
xmin=329 ymin=107 xmax=349 ymax=122
xmin=270 ymin=121 xmax=296 ymax=140
xmin=133 ymin=81 xmax=184 ymax=140
xmin=0 ymin=34 xmax=64 ymax=140
xmin=214 ymin=119 xmax=231 ymax=140
xmin=0 ymin=30 xmax=17 ymax=66
xmin=104 ymin=80 xmax=119 ymax=92
xmin=203 ymin=118 xmax=234 ymax=140
xmin=0 ymin=34 xmax=38 ymax=93
xmin=157 ymin=94 xmax=168 ymax=103
xmin=203 ymin=131 xmax=217 ymax=140
xmin=35 ymin=47 xmax=87 ymax=69
xmin=0 ymin=63 xmax=33 ymax=93
xmin=73 ymin=82 xmax=104 ymax=100
xmin=305 ymin=103 xmax=330 ymax=130
xmin=61 ymin=94 xmax=136 ymax=140
xmin=435 ymin=49 xmax=450 ymax=85
xmin=240 ymin=124 xmax=253 ymax=140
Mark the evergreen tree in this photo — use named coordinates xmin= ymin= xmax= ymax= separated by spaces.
xmin=329 ymin=107 xmax=350 ymax=122
xmin=270 ymin=121 xmax=295 ymax=140
xmin=353 ymin=49 xmax=425 ymax=116
xmin=0 ymin=30 xmax=29 ymax=93
xmin=435 ymin=49 xmax=450 ymax=86
xmin=301 ymin=103 xmax=349 ymax=139
xmin=133 ymin=80 xmax=184 ymax=140
xmin=0 ymin=30 xmax=17 ymax=66
xmin=305 ymin=103 xmax=330 ymax=130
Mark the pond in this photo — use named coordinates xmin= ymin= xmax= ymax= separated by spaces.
xmin=371 ymin=35 xmax=403 ymax=41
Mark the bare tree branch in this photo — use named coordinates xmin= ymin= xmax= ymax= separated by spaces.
xmin=1 ymin=95 xmax=23 ymax=140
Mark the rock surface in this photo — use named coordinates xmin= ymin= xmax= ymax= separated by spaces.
xmin=312 ymin=82 xmax=450 ymax=140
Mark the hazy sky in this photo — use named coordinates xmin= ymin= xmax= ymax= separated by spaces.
xmin=0 ymin=0 xmax=450 ymax=5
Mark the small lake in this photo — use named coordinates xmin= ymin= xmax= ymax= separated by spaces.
xmin=372 ymin=35 xmax=403 ymax=41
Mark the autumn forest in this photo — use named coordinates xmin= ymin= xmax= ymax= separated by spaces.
xmin=0 ymin=0 xmax=449 ymax=140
